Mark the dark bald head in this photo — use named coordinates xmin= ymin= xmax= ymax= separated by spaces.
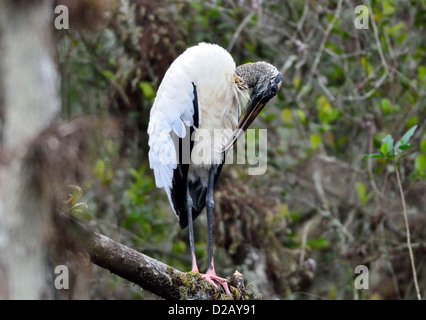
xmin=236 ymin=61 xmax=282 ymax=104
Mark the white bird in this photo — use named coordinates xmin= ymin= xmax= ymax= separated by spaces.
xmin=148 ymin=42 xmax=282 ymax=295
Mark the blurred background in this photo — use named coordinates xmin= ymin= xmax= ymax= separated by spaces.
xmin=1 ymin=0 xmax=425 ymax=300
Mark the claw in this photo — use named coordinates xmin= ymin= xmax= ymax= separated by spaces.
xmin=201 ymin=270 xmax=231 ymax=297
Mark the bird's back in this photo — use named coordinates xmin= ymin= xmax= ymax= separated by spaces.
xmin=148 ymin=43 xmax=247 ymax=228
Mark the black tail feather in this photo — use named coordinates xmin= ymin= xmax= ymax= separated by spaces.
xmin=174 ymin=163 xmax=224 ymax=229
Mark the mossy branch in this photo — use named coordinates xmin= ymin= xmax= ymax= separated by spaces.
xmin=56 ymin=212 xmax=248 ymax=300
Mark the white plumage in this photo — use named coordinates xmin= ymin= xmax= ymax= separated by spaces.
xmin=148 ymin=43 xmax=247 ymax=215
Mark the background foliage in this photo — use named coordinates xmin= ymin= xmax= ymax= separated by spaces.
xmin=57 ymin=0 xmax=425 ymax=299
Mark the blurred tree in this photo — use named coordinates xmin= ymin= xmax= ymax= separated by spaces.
xmin=0 ymin=0 xmax=59 ymax=299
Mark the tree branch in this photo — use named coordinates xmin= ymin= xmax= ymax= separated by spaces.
xmin=56 ymin=212 xmax=247 ymax=300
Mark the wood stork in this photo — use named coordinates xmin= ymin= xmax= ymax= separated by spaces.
xmin=148 ymin=42 xmax=282 ymax=294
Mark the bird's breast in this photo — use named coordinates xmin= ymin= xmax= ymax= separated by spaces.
xmin=189 ymin=87 xmax=239 ymax=169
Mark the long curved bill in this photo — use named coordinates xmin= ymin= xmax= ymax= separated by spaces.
xmin=222 ymin=95 xmax=265 ymax=153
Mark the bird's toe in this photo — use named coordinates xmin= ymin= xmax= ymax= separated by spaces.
xmin=201 ymin=273 xmax=231 ymax=296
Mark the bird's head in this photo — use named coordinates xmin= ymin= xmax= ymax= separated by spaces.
xmin=223 ymin=62 xmax=282 ymax=151
xmin=243 ymin=63 xmax=283 ymax=127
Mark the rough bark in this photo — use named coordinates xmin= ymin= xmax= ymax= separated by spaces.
xmin=56 ymin=212 xmax=247 ymax=300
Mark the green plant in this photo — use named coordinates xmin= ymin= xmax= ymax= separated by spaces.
xmin=61 ymin=184 xmax=90 ymax=220
xmin=121 ymin=165 xmax=176 ymax=246
xmin=363 ymin=125 xmax=417 ymax=163
xmin=364 ymin=125 xmax=421 ymax=300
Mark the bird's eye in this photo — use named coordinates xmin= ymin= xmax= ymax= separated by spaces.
xmin=271 ymin=86 xmax=278 ymax=96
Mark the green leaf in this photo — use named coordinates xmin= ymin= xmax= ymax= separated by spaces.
xmin=379 ymin=98 xmax=400 ymax=114
xmin=94 ymin=159 xmax=105 ymax=180
xmin=361 ymin=56 xmax=373 ymax=76
xmin=356 ymin=182 xmax=374 ymax=205
xmin=310 ymin=134 xmax=322 ymax=150
xmin=400 ymin=125 xmax=417 ymax=145
xmin=356 ymin=182 xmax=366 ymax=202
xmin=381 ymin=142 xmax=388 ymax=155
xmin=138 ymin=81 xmax=154 ymax=100
xmin=420 ymin=138 xmax=426 ymax=153
xmin=263 ymin=113 xmax=276 ymax=123
xmin=325 ymin=42 xmax=343 ymax=55
xmin=381 ymin=134 xmax=394 ymax=155
xmin=395 ymin=125 xmax=417 ymax=155
xmin=415 ymin=154 xmax=426 ymax=172
xmin=380 ymin=98 xmax=392 ymax=111
xmin=128 ymin=168 xmax=140 ymax=179
xmin=316 ymin=96 xmax=340 ymax=124
xmin=94 ymin=159 xmax=113 ymax=184
xmin=102 ymin=70 xmax=115 ymax=80
xmin=293 ymin=75 xmax=301 ymax=88
xmin=418 ymin=65 xmax=426 ymax=82
xmin=281 ymin=108 xmax=293 ymax=125
xmin=382 ymin=0 xmax=395 ymax=16
xmin=398 ymin=144 xmax=412 ymax=151
xmin=405 ymin=116 xmax=418 ymax=129
xmin=296 ymin=109 xmax=306 ymax=125
xmin=384 ymin=22 xmax=405 ymax=36
xmin=306 ymin=237 xmax=330 ymax=249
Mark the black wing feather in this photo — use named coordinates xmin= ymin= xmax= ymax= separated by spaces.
xmin=169 ymin=84 xmax=201 ymax=229
xmin=170 ymin=83 xmax=226 ymax=229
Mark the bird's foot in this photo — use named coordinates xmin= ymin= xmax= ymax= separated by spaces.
xmin=201 ymin=270 xmax=231 ymax=297
xmin=189 ymin=263 xmax=232 ymax=297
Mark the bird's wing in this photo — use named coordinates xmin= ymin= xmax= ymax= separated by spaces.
xmin=148 ymin=64 xmax=199 ymax=220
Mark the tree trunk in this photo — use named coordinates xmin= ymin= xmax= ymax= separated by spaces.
xmin=0 ymin=0 xmax=59 ymax=299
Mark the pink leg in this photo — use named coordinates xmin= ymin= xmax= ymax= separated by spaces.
xmin=187 ymin=168 xmax=231 ymax=297
xmin=191 ymin=251 xmax=199 ymax=273
xmin=199 ymin=168 xmax=231 ymax=296
xmin=201 ymin=259 xmax=231 ymax=296
xmin=190 ymin=254 xmax=230 ymax=295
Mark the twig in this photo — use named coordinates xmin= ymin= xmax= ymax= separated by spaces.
xmin=306 ymin=0 xmax=343 ymax=84
xmin=365 ymin=121 xmax=391 ymax=201
xmin=342 ymin=72 xmax=387 ymax=101
xmin=324 ymin=48 xmax=368 ymax=60
xmin=296 ymin=0 xmax=309 ymax=33
xmin=316 ymin=76 xmax=335 ymax=101
xmin=299 ymin=220 xmax=315 ymax=266
xmin=393 ymin=155 xmax=421 ymax=300
xmin=366 ymin=0 xmax=392 ymax=80
xmin=227 ymin=11 xmax=255 ymax=52
xmin=313 ymin=170 xmax=354 ymax=242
